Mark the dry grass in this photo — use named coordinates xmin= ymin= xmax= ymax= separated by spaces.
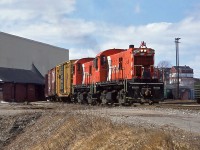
xmin=3 ymin=103 xmax=200 ymax=150
xmin=31 ymin=113 xmax=199 ymax=150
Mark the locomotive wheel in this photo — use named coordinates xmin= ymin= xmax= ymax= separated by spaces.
xmin=149 ymin=100 xmax=154 ymax=105
xmin=95 ymin=91 xmax=101 ymax=105
xmin=87 ymin=94 xmax=96 ymax=105
xmin=101 ymin=96 xmax=107 ymax=105
xmin=100 ymin=90 xmax=108 ymax=105
xmin=117 ymin=90 xmax=126 ymax=105
xmin=140 ymin=101 xmax=144 ymax=105
xmin=77 ymin=92 xmax=86 ymax=104
xmin=87 ymin=94 xmax=92 ymax=104
xmin=77 ymin=92 xmax=82 ymax=104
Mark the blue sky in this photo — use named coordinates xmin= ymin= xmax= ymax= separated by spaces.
xmin=0 ymin=0 xmax=200 ymax=77
xmin=73 ymin=0 xmax=194 ymax=25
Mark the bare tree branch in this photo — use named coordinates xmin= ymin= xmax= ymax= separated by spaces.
xmin=158 ymin=60 xmax=172 ymax=69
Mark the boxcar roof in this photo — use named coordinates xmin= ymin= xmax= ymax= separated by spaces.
xmin=0 ymin=67 xmax=44 ymax=84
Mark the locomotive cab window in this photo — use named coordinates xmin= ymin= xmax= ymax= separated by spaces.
xmin=89 ymin=66 xmax=92 ymax=75
xmin=93 ymin=58 xmax=98 ymax=70
xmin=101 ymin=55 xmax=106 ymax=66
xmin=119 ymin=57 xmax=123 ymax=70
xmin=77 ymin=63 xmax=81 ymax=71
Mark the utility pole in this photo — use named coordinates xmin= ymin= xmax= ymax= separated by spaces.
xmin=175 ymin=38 xmax=181 ymax=99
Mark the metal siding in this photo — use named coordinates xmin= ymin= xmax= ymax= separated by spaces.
xmin=3 ymin=82 xmax=14 ymax=102
xmin=60 ymin=64 xmax=64 ymax=93
xmin=45 ymin=74 xmax=48 ymax=98
xmin=47 ymin=70 xmax=51 ymax=96
xmin=194 ymin=84 xmax=200 ymax=100
xmin=0 ymin=32 xmax=69 ymax=76
xmin=1 ymin=82 xmax=44 ymax=102
xmin=0 ymin=83 xmax=3 ymax=100
xmin=27 ymin=84 xmax=36 ymax=101
xmin=35 ymin=85 xmax=45 ymax=101
xmin=66 ymin=60 xmax=76 ymax=95
xmin=48 ymin=68 xmax=56 ymax=97
xmin=15 ymin=83 xmax=26 ymax=102
xmin=58 ymin=60 xmax=76 ymax=98
xmin=56 ymin=66 xmax=60 ymax=96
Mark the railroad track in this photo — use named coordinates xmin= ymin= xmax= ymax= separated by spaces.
xmin=129 ymin=100 xmax=200 ymax=110
xmin=95 ymin=100 xmax=200 ymax=110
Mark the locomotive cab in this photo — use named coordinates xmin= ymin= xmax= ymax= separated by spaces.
xmin=132 ymin=41 xmax=154 ymax=79
xmin=125 ymin=41 xmax=164 ymax=104
xmin=141 ymin=67 xmax=151 ymax=79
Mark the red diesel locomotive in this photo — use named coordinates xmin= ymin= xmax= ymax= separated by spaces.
xmin=45 ymin=41 xmax=164 ymax=105
xmin=71 ymin=41 xmax=164 ymax=105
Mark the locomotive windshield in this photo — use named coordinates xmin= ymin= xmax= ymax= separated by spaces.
xmin=142 ymin=68 xmax=151 ymax=79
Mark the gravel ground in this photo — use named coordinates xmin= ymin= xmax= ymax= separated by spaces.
xmin=0 ymin=102 xmax=54 ymax=149
xmin=0 ymin=101 xmax=200 ymax=149
xmin=78 ymin=106 xmax=200 ymax=134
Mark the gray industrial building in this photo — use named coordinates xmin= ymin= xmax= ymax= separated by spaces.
xmin=0 ymin=32 xmax=69 ymax=76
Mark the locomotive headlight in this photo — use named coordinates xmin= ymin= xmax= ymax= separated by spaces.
xmin=144 ymin=49 xmax=147 ymax=52
xmin=141 ymin=49 xmax=143 ymax=52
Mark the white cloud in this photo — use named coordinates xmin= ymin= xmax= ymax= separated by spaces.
xmin=69 ymin=48 xmax=97 ymax=60
xmin=1 ymin=0 xmax=200 ymax=77
xmin=0 ymin=0 xmax=15 ymax=4
xmin=0 ymin=9 xmax=33 ymax=21
xmin=87 ymin=18 xmax=200 ymax=78
xmin=0 ymin=0 xmax=76 ymax=13
xmin=0 ymin=0 xmax=76 ymax=22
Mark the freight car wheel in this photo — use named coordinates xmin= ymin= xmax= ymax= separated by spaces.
xmin=100 ymin=90 xmax=107 ymax=105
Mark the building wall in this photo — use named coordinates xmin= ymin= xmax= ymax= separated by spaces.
xmin=167 ymin=66 xmax=195 ymax=99
xmin=169 ymin=66 xmax=194 ymax=85
xmin=0 ymin=82 xmax=44 ymax=102
xmin=0 ymin=32 xmax=69 ymax=76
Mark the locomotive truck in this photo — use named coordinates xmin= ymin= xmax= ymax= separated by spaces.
xmin=45 ymin=41 xmax=164 ymax=105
